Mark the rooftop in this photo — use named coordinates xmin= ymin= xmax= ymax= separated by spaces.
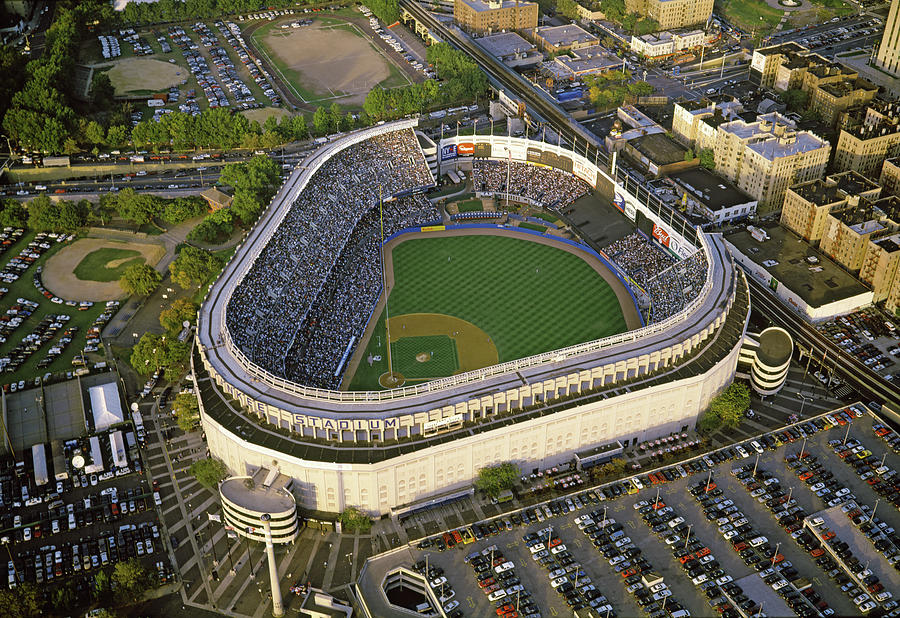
xmin=628 ymin=132 xmax=690 ymax=166
xmin=534 ymin=23 xmax=597 ymax=47
xmin=555 ymin=44 xmax=620 ymax=74
xmin=757 ymin=327 xmax=793 ymax=367
xmin=456 ymin=0 xmax=537 ymax=11
xmin=478 ymin=31 xmax=535 ymax=58
xmin=637 ymin=32 xmax=674 ymax=45
xmin=725 ymin=223 xmax=869 ymax=308
xmin=671 ymin=168 xmax=756 ymax=212
xmin=875 ymin=233 xmax=900 ymax=253
xmin=220 ymin=467 xmax=296 ymax=515
xmin=754 ymin=41 xmax=807 ymax=58
xmin=819 ymin=78 xmax=877 ymax=99
xmin=790 ymin=171 xmax=878 ymax=206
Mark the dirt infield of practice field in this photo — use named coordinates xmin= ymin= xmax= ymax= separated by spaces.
xmin=255 ymin=21 xmax=392 ymax=105
xmin=342 ymin=227 xmax=641 ymax=390
xmin=43 ymin=238 xmax=165 ymax=301
xmin=387 ymin=313 xmax=499 ymax=382
xmin=105 ymin=57 xmax=188 ymax=94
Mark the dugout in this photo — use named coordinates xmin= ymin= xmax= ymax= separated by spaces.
xmin=574 ymin=440 xmax=624 ymax=470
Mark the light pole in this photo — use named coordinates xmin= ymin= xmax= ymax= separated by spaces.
xmin=706 ymin=469 xmax=713 ymax=493
xmin=771 ymin=542 xmax=780 ymax=566
xmin=843 ymin=421 xmax=852 ymax=445
xmin=684 ymin=524 xmax=693 ymax=550
xmin=871 ymin=498 xmax=880 ymax=523
xmin=800 ymin=436 xmax=808 ymax=459
xmin=753 ymin=453 xmax=761 ymax=477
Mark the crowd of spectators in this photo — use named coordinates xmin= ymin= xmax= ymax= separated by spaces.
xmin=471 ymin=160 xmax=590 ymax=209
xmin=605 ymin=233 xmax=709 ymax=324
xmin=226 ymin=128 xmax=435 ymax=384
xmin=284 ymin=194 xmax=439 ymax=388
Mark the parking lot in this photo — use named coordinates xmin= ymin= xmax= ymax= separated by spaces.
xmin=816 ymin=308 xmax=899 ymax=382
xmin=386 ymin=403 xmax=900 ymax=618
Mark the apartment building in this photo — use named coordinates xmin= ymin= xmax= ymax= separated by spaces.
xmin=672 ymin=98 xmax=744 ymax=151
xmin=833 ymin=100 xmax=900 ymax=177
xmin=875 ymin=0 xmax=900 ymax=76
xmin=624 ymin=0 xmax=713 ymax=30
xmin=630 ymin=29 xmax=705 ymax=58
xmin=820 ymin=197 xmax=899 ymax=272
xmin=780 ymin=171 xmax=880 ymax=244
xmin=749 ymin=42 xmax=808 ymax=88
xmin=453 ymin=0 xmax=538 ymax=33
xmin=714 ymin=112 xmax=831 ymax=212
xmin=880 ymin=157 xmax=900 ymax=197
xmin=532 ymin=23 xmax=597 ymax=52
xmin=860 ymin=233 xmax=900 ymax=311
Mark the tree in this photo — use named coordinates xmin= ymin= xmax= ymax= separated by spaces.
xmin=161 ymin=196 xmax=206 ymax=224
xmin=699 ymin=148 xmax=715 ymax=169
xmin=313 ymin=106 xmax=330 ymax=135
xmin=110 ymin=187 xmax=162 ymax=225
xmin=169 ymin=245 xmax=223 ymax=289
xmin=187 ymin=208 xmax=234 ymax=244
xmin=633 ymin=17 xmax=659 ymax=36
xmin=159 ymin=297 xmax=197 ymax=334
xmin=698 ymin=409 xmax=722 ymax=434
xmin=91 ymin=71 xmax=116 ymax=108
xmin=339 ymin=506 xmax=373 ymax=532
xmin=474 ymin=462 xmax=519 ymax=498
xmin=684 ymin=148 xmax=695 ymax=161
xmin=129 ymin=332 xmax=191 ymax=377
xmin=173 ymin=392 xmax=200 ymax=432
xmin=0 ymin=583 xmax=41 ymax=618
xmin=557 ymin=0 xmax=581 ymax=19
xmin=111 ymin=558 xmax=151 ymax=598
xmin=120 ymin=263 xmax=161 ymax=296
xmin=85 ymin=120 xmax=106 ymax=146
xmin=599 ymin=0 xmax=625 ymax=21
xmin=708 ymin=382 xmax=750 ymax=428
xmin=189 ymin=457 xmax=228 ymax=489
xmin=26 ymin=195 xmax=89 ymax=232
xmin=783 ymin=88 xmax=809 ymax=112
xmin=0 ymin=199 xmax=27 ymax=228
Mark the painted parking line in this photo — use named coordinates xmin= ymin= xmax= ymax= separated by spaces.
xmin=466 ymin=596 xmax=475 ymax=608
xmin=549 ymin=605 xmax=558 ymax=616
xmin=573 ymin=538 xmax=582 ymax=548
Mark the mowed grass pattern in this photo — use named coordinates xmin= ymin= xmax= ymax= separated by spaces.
xmin=73 ymin=247 xmax=145 ymax=282
xmin=347 ymin=235 xmax=628 ymax=389
xmin=391 ymin=335 xmax=459 ymax=379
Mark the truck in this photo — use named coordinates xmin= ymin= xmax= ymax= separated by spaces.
xmin=32 ymin=443 xmax=49 ymax=487
xmin=50 ymin=440 xmax=68 ymax=481
xmin=133 ymin=410 xmax=146 ymax=443
xmin=85 ymin=435 xmax=105 ymax=474
xmin=42 ymin=155 xmax=70 ymax=167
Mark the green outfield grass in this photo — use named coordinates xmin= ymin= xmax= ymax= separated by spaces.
xmin=347 ymin=234 xmax=629 ymax=390
xmin=73 ymin=247 xmax=145 ymax=282
xmin=456 ymin=199 xmax=484 ymax=212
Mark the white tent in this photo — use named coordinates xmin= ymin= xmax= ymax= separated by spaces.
xmin=89 ymin=382 xmax=125 ymax=431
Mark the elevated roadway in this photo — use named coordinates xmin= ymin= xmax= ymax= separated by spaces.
xmin=747 ymin=276 xmax=900 ymax=412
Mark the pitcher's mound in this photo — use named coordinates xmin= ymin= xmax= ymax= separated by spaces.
xmin=416 ymin=352 xmax=432 ymax=363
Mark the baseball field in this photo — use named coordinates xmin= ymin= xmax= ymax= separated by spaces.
xmin=345 ymin=231 xmax=639 ymax=390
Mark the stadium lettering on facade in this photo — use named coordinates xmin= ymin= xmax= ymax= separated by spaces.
xmin=289 ymin=414 xmax=400 ymax=432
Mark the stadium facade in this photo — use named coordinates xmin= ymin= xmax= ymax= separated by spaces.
xmin=196 ymin=120 xmax=749 ymax=516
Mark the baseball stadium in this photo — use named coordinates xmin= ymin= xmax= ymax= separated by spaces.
xmin=196 ymin=119 xmax=750 ymax=516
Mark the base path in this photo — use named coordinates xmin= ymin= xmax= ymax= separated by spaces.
xmin=43 ymin=238 xmax=165 ymax=301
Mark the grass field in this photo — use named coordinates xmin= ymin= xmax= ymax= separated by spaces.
xmin=73 ymin=248 xmax=144 ymax=282
xmin=0 ymin=232 xmax=108 ymax=385
xmin=392 ymin=335 xmax=459 ymax=379
xmin=518 ymin=222 xmax=547 ymax=233
xmin=347 ymin=234 xmax=629 ymax=390
xmin=457 ymin=199 xmax=484 ymax=212
xmin=715 ymin=0 xmax=784 ymax=34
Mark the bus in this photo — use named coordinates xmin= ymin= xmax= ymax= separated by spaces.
xmin=494 ymin=489 xmax=514 ymax=504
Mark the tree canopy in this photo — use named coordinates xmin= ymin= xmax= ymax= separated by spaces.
xmin=707 ymin=382 xmax=751 ymax=429
xmin=119 ymin=263 xmax=162 ymax=296
xmin=159 ymin=297 xmax=197 ymax=334
xmin=0 ymin=199 xmax=27 ymax=228
xmin=26 ymin=195 xmax=89 ymax=232
xmin=173 ymin=392 xmax=201 ymax=432
xmin=130 ymin=332 xmax=191 ymax=377
xmin=339 ymin=506 xmax=373 ymax=532
xmin=584 ymin=71 xmax=653 ymax=110
xmin=169 ymin=245 xmax=224 ymax=289
xmin=474 ymin=462 xmax=519 ymax=498
xmin=189 ymin=457 xmax=229 ymax=489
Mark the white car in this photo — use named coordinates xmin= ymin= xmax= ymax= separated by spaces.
xmin=430 ymin=576 xmax=447 ymax=588
xmin=650 ymin=583 xmax=668 ymax=593
xmin=860 ymin=601 xmax=877 ymax=613
xmin=716 ymin=576 xmax=734 ymax=586
xmin=550 ymin=577 xmax=568 ymax=589
xmin=664 ymin=535 xmax=681 ymax=545
xmin=735 ymin=445 xmax=749 ymax=458
xmin=810 ymin=482 xmax=825 ymax=492
xmin=551 ymin=545 xmax=568 ymax=555
xmin=771 ymin=579 xmax=789 ymax=591
xmin=875 ymin=591 xmax=893 ymax=603
xmin=488 ymin=589 xmax=508 ymax=601
xmin=853 ymin=593 xmax=871 ymax=606
xmin=750 ymin=441 xmax=764 ymax=454
xmin=652 ymin=590 xmax=672 ymax=601
xmin=443 ymin=600 xmax=459 ymax=612
xmin=494 ymin=561 xmax=515 ymax=573
xmin=632 ymin=501 xmax=649 ymax=511
xmin=692 ymin=573 xmax=708 ymax=585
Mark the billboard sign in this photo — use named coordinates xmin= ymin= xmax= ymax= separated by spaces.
xmin=557 ymin=156 xmax=573 ymax=173
xmin=613 ymin=192 xmax=625 ymax=213
xmin=573 ymin=159 xmax=595 ymax=185
xmin=652 ymin=223 xmax=671 ymax=247
xmin=457 ymin=142 xmax=474 ymax=156
xmin=527 ymin=147 xmax=542 ymax=163
xmin=424 ymin=414 xmax=464 ymax=433
xmin=474 ymin=142 xmax=492 ymax=158
xmin=440 ymin=144 xmax=457 ymax=161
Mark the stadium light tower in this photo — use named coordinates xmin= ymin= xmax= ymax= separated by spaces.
xmin=379 ymin=185 xmax=395 ymax=383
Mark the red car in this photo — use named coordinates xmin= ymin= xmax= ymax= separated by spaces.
xmin=479 ymin=578 xmax=496 ymax=589
xmin=496 ymin=604 xmax=514 ymax=614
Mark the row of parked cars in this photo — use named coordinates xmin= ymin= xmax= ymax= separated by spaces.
xmin=469 ymin=543 xmax=535 ymax=617
xmin=727 ymin=464 xmax=835 ymax=617
xmin=526 ymin=526 xmax=608 ymax=615
xmin=411 ymin=558 xmax=461 ymax=617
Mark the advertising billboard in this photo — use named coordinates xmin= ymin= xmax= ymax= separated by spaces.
xmin=573 ymin=159 xmax=595 ymax=185
xmin=474 ymin=142 xmax=492 ymax=158
xmin=527 ymin=147 xmax=543 ymax=163
xmin=540 ymin=150 xmax=559 ymax=169
xmin=612 ymin=192 xmax=625 ymax=214
xmin=441 ymin=144 xmax=457 ymax=161
xmin=652 ymin=223 xmax=671 ymax=248
xmin=557 ymin=156 xmax=573 ymax=173
xmin=457 ymin=142 xmax=474 ymax=156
